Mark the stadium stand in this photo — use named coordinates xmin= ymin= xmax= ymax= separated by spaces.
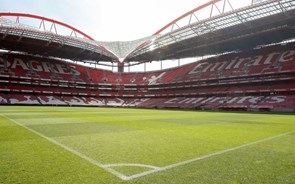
xmin=0 ymin=41 xmax=295 ymax=112
xmin=9 ymin=93 xmax=39 ymax=105
xmin=38 ymin=95 xmax=67 ymax=105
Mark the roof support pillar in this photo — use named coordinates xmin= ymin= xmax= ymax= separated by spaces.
xmin=118 ymin=61 xmax=124 ymax=73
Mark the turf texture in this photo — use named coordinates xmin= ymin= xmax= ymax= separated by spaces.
xmin=0 ymin=106 xmax=294 ymax=183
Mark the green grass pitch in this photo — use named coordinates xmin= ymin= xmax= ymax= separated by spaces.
xmin=0 ymin=106 xmax=294 ymax=184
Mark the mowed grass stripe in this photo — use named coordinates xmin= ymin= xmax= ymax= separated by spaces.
xmin=0 ymin=106 xmax=295 ymax=183
xmin=125 ymin=130 xmax=295 ymax=180
xmin=0 ymin=114 xmax=129 ymax=180
xmin=1 ymin=108 xmax=295 ymax=166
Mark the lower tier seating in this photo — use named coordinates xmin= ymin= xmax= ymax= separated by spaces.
xmin=1 ymin=93 xmax=294 ymax=112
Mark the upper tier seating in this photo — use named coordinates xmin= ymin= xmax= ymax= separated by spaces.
xmin=1 ymin=42 xmax=295 ymax=86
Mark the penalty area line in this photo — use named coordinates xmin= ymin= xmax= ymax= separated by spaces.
xmin=125 ymin=130 xmax=295 ymax=180
xmin=0 ymin=114 xmax=129 ymax=181
xmin=2 ymin=113 xmax=294 ymax=181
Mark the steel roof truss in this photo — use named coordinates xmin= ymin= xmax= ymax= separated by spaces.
xmin=189 ymin=13 xmax=199 ymax=25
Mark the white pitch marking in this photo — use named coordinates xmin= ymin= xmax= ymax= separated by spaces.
xmin=2 ymin=113 xmax=294 ymax=181
xmin=125 ymin=130 xmax=295 ymax=180
xmin=0 ymin=114 xmax=129 ymax=181
xmin=103 ymin=163 xmax=160 ymax=170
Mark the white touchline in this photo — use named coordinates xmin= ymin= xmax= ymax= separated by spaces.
xmin=2 ymin=113 xmax=294 ymax=181
xmin=0 ymin=114 xmax=129 ymax=181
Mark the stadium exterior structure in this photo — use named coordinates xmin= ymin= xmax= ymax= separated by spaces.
xmin=0 ymin=0 xmax=295 ymax=112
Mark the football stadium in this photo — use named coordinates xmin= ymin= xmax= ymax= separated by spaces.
xmin=0 ymin=0 xmax=295 ymax=183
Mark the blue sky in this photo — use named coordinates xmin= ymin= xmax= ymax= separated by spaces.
xmin=0 ymin=0 xmax=214 ymax=41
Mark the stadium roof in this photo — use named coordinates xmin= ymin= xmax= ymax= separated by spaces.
xmin=0 ymin=13 xmax=118 ymax=62
xmin=125 ymin=0 xmax=295 ymax=63
xmin=0 ymin=0 xmax=295 ymax=65
xmin=97 ymin=35 xmax=158 ymax=60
